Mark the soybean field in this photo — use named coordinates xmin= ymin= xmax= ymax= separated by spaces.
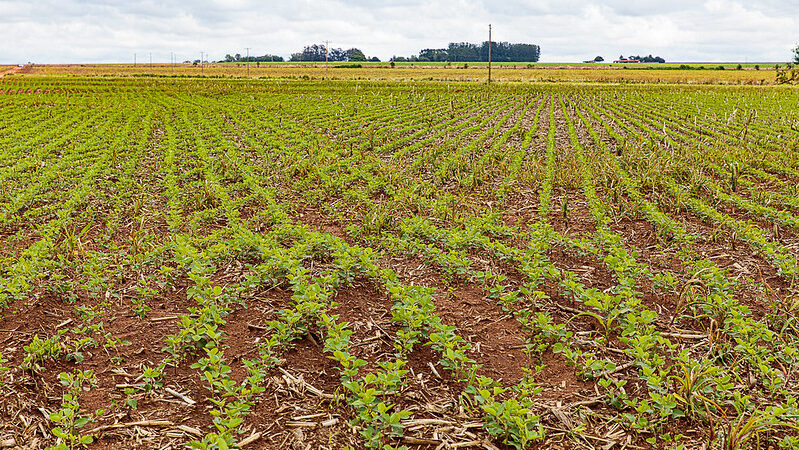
xmin=1 ymin=76 xmax=799 ymax=449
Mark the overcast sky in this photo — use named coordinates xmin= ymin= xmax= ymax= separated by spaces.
xmin=1 ymin=0 xmax=797 ymax=64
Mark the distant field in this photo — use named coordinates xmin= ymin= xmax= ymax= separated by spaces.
xmin=11 ymin=62 xmax=788 ymax=84
xmin=1 ymin=75 xmax=799 ymax=449
xmin=218 ymin=61 xmax=781 ymax=69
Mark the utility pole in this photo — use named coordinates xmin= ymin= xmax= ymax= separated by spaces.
xmin=245 ymin=47 xmax=251 ymax=77
xmin=201 ymin=51 xmax=204 ymax=73
xmin=149 ymin=52 xmax=152 ymax=68
xmin=488 ymin=24 xmax=492 ymax=84
xmin=171 ymin=52 xmax=174 ymax=72
xmin=324 ymin=40 xmax=330 ymax=79
xmin=134 ymin=53 xmax=136 ymax=67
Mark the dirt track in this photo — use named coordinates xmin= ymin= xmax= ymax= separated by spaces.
xmin=0 ymin=65 xmax=26 ymax=76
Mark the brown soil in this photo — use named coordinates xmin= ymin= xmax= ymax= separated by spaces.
xmin=3 ymin=81 xmax=793 ymax=450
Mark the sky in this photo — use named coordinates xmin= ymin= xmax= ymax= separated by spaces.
xmin=1 ymin=0 xmax=798 ymax=64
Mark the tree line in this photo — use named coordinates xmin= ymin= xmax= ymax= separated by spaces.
xmin=218 ymin=40 xmax=541 ymax=64
xmin=618 ymin=54 xmax=666 ymax=63
xmin=214 ymin=43 xmax=799 ymax=66
xmin=404 ymin=41 xmax=540 ymax=62
xmin=285 ymin=41 xmax=541 ymax=63
xmin=222 ymin=53 xmax=284 ymax=63
xmin=289 ymin=45 xmax=380 ymax=62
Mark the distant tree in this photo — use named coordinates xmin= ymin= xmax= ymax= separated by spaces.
xmin=258 ymin=55 xmax=284 ymax=62
xmin=448 ymin=42 xmax=480 ymax=62
xmin=594 ymin=56 xmax=604 ymax=62
xmin=345 ymin=48 xmax=367 ymax=61
xmin=416 ymin=41 xmax=539 ymax=62
xmin=777 ymin=65 xmax=799 ymax=84
xmin=290 ymin=44 xmax=327 ymax=62
xmin=777 ymin=47 xmax=799 ymax=84
xmin=370 ymin=56 xmax=381 ymax=62
xmin=624 ymin=54 xmax=665 ymax=63
xmin=328 ymin=48 xmax=345 ymax=61
xmin=419 ymin=48 xmax=448 ymax=62
xmin=504 ymin=42 xmax=540 ymax=62
xmin=219 ymin=53 xmax=283 ymax=63
xmin=289 ymin=45 xmax=353 ymax=62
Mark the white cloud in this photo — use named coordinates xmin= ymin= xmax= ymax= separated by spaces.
xmin=0 ymin=0 xmax=796 ymax=63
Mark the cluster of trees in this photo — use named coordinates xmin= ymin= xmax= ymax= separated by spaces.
xmin=776 ymin=44 xmax=799 ymax=84
xmin=221 ymin=53 xmax=284 ymax=62
xmin=289 ymin=45 xmax=380 ymax=62
xmin=619 ymin=54 xmax=666 ymax=63
xmin=214 ymin=40 xmax=545 ymax=65
xmin=396 ymin=41 xmax=540 ymax=62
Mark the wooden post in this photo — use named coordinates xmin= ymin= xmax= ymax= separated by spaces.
xmin=245 ymin=47 xmax=251 ymax=77
xmin=488 ymin=24 xmax=492 ymax=84
xmin=324 ymin=40 xmax=330 ymax=79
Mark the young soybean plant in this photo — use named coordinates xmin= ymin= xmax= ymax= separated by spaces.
xmin=0 ymin=351 xmax=8 ymax=391
xmin=48 ymin=370 xmax=101 ymax=450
